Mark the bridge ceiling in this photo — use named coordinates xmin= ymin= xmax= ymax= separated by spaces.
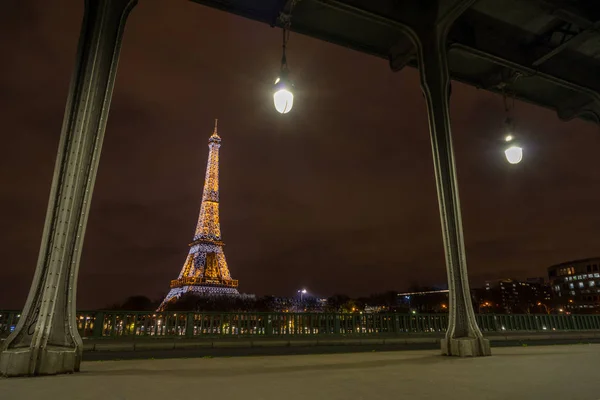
xmin=191 ymin=0 xmax=600 ymax=124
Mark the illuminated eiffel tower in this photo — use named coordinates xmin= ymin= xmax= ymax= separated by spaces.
xmin=159 ymin=120 xmax=239 ymax=310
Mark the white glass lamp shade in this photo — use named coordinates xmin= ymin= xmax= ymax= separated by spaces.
xmin=273 ymin=75 xmax=294 ymax=114
xmin=504 ymin=145 xmax=523 ymax=164
xmin=274 ymin=89 xmax=293 ymax=114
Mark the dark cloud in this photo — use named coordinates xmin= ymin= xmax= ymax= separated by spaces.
xmin=1 ymin=0 xmax=599 ymax=309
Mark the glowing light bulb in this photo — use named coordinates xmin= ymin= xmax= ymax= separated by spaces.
xmin=505 ymin=145 xmax=523 ymax=164
xmin=274 ymin=89 xmax=294 ymax=114
xmin=273 ymin=74 xmax=294 ymax=114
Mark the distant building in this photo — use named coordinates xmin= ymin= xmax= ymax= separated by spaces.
xmin=267 ymin=296 xmax=327 ymax=312
xmin=532 ymin=278 xmax=553 ymax=303
xmin=363 ymin=305 xmax=388 ymax=313
xmin=525 ymin=277 xmax=545 ymax=285
xmin=548 ymin=257 xmax=600 ymax=313
xmin=481 ymin=278 xmax=552 ymax=314
xmin=397 ymin=289 xmax=450 ymax=313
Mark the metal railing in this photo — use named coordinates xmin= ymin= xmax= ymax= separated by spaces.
xmin=1 ymin=310 xmax=600 ymax=339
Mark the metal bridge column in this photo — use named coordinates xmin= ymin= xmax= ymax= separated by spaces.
xmin=0 ymin=0 xmax=137 ymax=376
xmin=414 ymin=0 xmax=491 ymax=357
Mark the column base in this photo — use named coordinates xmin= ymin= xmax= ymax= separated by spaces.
xmin=0 ymin=345 xmax=81 ymax=377
xmin=441 ymin=337 xmax=491 ymax=357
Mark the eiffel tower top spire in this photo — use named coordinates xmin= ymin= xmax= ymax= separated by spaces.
xmin=194 ymin=120 xmax=223 ymax=242
xmin=209 ymin=118 xmax=220 ymax=143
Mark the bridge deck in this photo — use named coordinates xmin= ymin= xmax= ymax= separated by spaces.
xmin=2 ymin=344 xmax=598 ymax=399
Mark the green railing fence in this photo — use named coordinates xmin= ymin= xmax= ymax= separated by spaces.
xmin=1 ymin=310 xmax=600 ymax=339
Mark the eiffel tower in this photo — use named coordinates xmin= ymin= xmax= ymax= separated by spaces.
xmin=159 ymin=120 xmax=239 ymax=310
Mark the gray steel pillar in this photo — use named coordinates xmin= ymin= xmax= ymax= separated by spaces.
xmin=0 ymin=0 xmax=137 ymax=377
xmin=416 ymin=19 xmax=491 ymax=356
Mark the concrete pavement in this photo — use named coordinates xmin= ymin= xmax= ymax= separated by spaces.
xmin=1 ymin=344 xmax=598 ymax=399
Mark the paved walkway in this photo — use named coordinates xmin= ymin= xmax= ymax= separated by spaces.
xmin=1 ymin=344 xmax=598 ymax=399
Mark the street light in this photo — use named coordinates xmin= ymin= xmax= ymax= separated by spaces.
xmin=501 ymin=92 xmax=523 ymax=164
xmin=504 ymin=134 xmax=523 ymax=164
xmin=274 ymin=28 xmax=294 ymax=114
xmin=297 ymin=289 xmax=307 ymax=302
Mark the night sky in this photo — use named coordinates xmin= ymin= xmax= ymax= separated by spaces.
xmin=1 ymin=0 xmax=600 ymax=310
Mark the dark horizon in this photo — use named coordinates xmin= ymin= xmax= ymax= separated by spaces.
xmin=1 ymin=0 xmax=599 ymax=310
